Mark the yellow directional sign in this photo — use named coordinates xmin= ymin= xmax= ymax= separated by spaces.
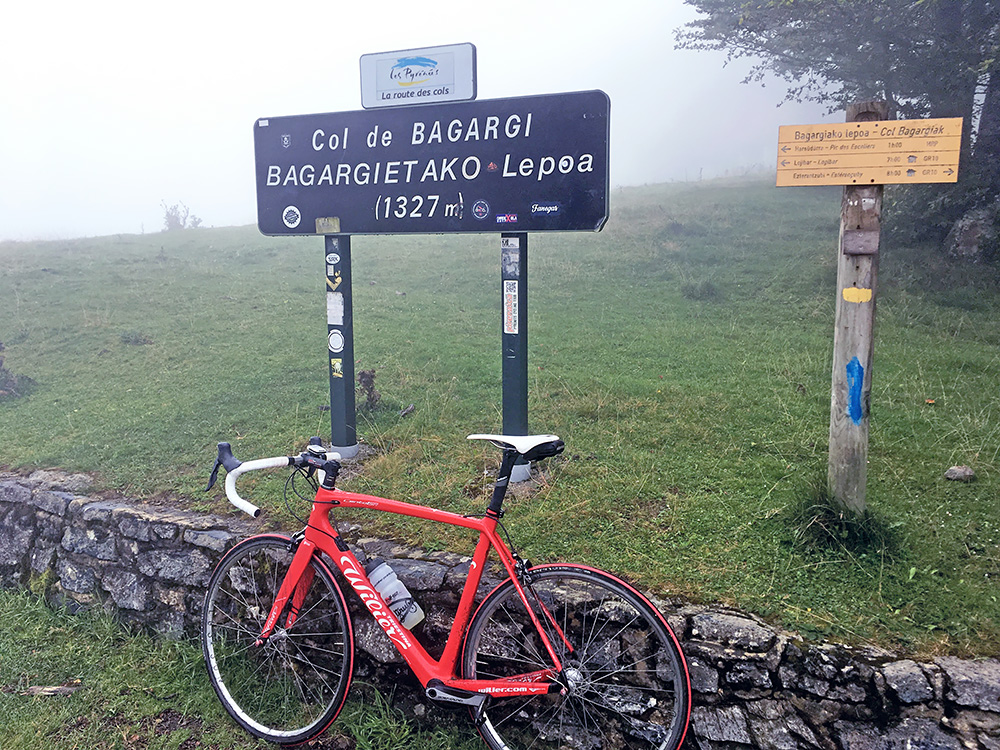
xmin=777 ymin=117 xmax=962 ymax=186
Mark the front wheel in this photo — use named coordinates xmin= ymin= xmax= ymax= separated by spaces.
xmin=461 ymin=564 xmax=690 ymax=750
xmin=201 ymin=534 xmax=354 ymax=745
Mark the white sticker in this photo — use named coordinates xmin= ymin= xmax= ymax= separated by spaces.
xmin=326 ymin=253 xmax=341 ymax=265
xmin=501 ymin=236 xmax=520 ymax=250
xmin=282 ymin=206 xmax=302 ymax=229
xmin=501 ymin=246 xmax=520 ymax=278
xmin=328 ymin=330 xmax=345 ymax=353
xmin=327 ymin=292 xmax=344 ymax=325
xmin=503 ymin=280 xmax=518 ymax=335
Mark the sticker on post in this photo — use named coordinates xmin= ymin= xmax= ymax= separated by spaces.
xmin=327 ymin=292 xmax=345 ymax=325
xmin=503 ymin=280 xmax=518 ymax=335
xmin=501 ymin=246 xmax=520 ymax=278
xmin=472 ymin=200 xmax=490 ymax=220
xmin=328 ymin=330 xmax=345 ymax=353
xmin=531 ymin=202 xmax=561 ymax=216
xmin=316 ymin=216 xmax=341 ymax=234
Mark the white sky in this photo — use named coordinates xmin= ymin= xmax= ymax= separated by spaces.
xmin=0 ymin=0 xmax=837 ymax=240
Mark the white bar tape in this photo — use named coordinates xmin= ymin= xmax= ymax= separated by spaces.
xmin=223 ymin=456 xmax=291 ymax=517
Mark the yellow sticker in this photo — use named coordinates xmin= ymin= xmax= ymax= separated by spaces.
xmin=842 ymin=287 xmax=873 ymax=303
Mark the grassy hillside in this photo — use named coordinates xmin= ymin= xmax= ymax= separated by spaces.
xmin=2 ymin=177 xmax=998 ymax=656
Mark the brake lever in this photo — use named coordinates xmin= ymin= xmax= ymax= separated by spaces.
xmin=205 ymin=442 xmax=242 ymax=491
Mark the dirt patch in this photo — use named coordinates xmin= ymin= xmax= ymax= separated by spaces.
xmin=335 ymin=440 xmax=379 ymax=483
xmin=303 ymin=733 xmax=356 ymax=749
xmin=51 ymin=709 xmax=205 ymax=750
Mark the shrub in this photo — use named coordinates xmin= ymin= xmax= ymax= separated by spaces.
xmin=161 ymin=201 xmax=202 ymax=231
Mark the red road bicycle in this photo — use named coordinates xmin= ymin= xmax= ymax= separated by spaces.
xmin=201 ymin=433 xmax=691 ymax=749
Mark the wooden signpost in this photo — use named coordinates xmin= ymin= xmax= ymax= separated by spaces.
xmin=778 ymin=103 xmax=963 ymax=517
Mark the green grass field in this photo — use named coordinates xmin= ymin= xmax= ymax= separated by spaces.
xmin=0 ymin=588 xmax=476 ymax=749
xmin=2 ymin=177 xmax=998 ymax=666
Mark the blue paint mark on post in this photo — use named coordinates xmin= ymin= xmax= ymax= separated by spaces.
xmin=846 ymin=356 xmax=864 ymax=425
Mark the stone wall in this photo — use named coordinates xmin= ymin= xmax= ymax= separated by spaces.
xmin=0 ymin=469 xmax=248 ymax=638
xmin=2 ymin=469 xmax=999 ymax=750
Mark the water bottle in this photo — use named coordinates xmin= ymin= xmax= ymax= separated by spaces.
xmin=365 ymin=558 xmax=425 ymax=629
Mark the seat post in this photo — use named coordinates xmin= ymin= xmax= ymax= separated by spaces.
xmin=486 ymin=449 xmax=519 ymax=518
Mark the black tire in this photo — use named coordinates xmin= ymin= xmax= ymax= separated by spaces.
xmin=461 ymin=564 xmax=690 ymax=750
xmin=201 ymin=535 xmax=354 ymax=745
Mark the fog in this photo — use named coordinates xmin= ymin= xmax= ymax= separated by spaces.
xmin=1 ymin=0 xmax=837 ymax=241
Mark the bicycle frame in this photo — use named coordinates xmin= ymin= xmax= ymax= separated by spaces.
xmin=255 ymin=483 xmax=568 ymax=699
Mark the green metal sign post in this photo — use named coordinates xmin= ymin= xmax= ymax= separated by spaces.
xmin=501 ymin=233 xmax=530 ymax=480
xmin=324 ymin=235 xmax=358 ymax=457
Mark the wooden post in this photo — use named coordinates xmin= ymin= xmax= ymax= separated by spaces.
xmin=827 ymin=100 xmax=888 ymax=517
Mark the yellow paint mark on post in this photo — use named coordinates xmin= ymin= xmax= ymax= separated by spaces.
xmin=842 ymin=287 xmax=873 ymax=303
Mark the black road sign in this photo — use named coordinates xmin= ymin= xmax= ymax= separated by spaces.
xmin=254 ymin=90 xmax=609 ymax=235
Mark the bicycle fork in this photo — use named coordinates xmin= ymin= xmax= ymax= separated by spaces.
xmin=254 ymin=537 xmax=317 ymax=645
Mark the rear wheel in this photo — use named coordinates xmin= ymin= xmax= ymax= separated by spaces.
xmin=461 ymin=564 xmax=690 ymax=750
xmin=201 ymin=535 xmax=354 ymax=745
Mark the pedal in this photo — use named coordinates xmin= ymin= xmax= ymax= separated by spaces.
xmin=425 ymin=680 xmax=487 ymax=711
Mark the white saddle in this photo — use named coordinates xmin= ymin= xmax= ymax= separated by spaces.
xmin=467 ymin=433 xmax=561 ymax=455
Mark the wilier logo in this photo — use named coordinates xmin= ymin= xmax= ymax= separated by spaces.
xmin=281 ymin=134 xmax=292 ymax=148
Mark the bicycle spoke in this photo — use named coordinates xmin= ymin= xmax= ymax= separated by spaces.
xmin=287 ymin=636 xmax=345 ymax=683
xmin=568 ymin=692 xmax=606 ymax=750
xmin=212 ymin=603 xmax=261 ymax=639
xmin=213 ymin=637 xmax=262 ymax=664
xmin=286 ymin=587 xmax=333 ymax=624
xmin=463 ymin=566 xmax=689 ymax=750
xmin=501 ymin=602 xmax=549 ymax=665
xmin=477 ymin=648 xmax=547 ymax=672
xmin=281 ymin=641 xmax=322 ymax=707
xmin=535 ymin=700 xmax=576 ymax=748
xmin=202 ymin=537 xmax=353 ymax=744
xmin=285 ymin=636 xmax=347 ymax=661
